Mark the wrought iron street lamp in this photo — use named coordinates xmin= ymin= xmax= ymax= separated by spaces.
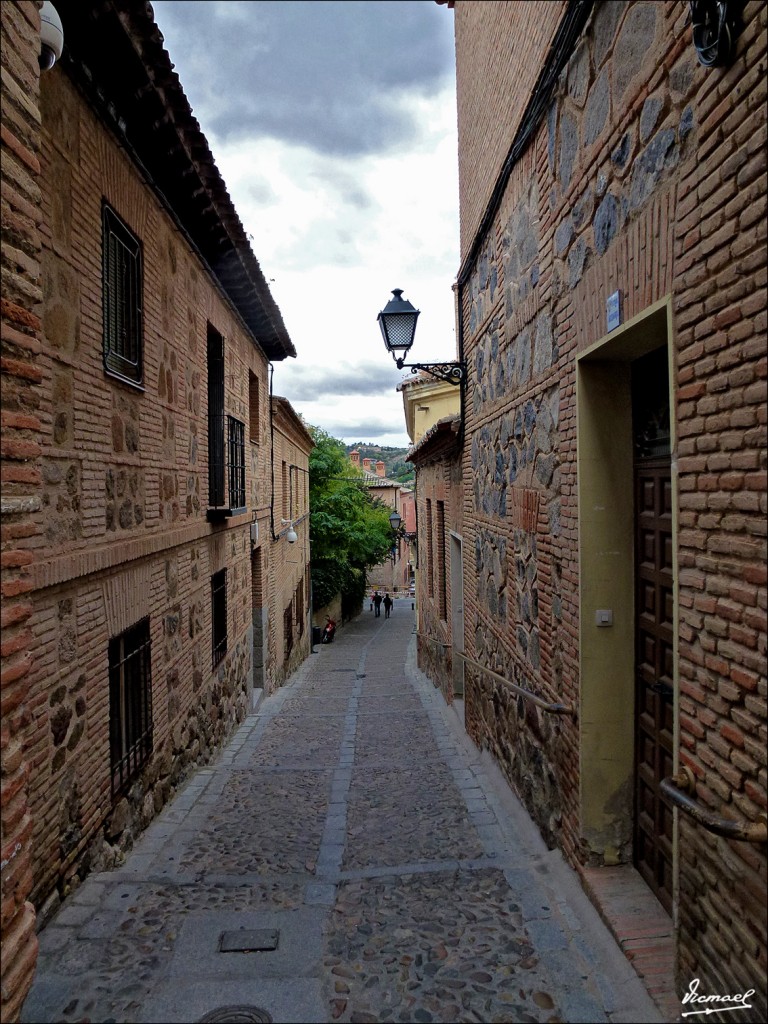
xmin=388 ymin=508 xmax=403 ymax=565
xmin=377 ymin=289 xmax=465 ymax=386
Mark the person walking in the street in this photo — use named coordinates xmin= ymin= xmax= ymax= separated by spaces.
xmin=373 ymin=591 xmax=382 ymax=617
xmin=383 ymin=593 xmax=393 ymax=619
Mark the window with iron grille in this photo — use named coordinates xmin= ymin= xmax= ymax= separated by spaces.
xmin=437 ymin=500 xmax=447 ymax=620
xmin=211 ymin=568 xmax=227 ymax=668
xmin=425 ymin=499 xmax=434 ymax=598
xmin=109 ymin=618 xmax=152 ymax=797
xmin=295 ymin=580 xmax=304 ymax=638
xmin=227 ymin=416 xmax=246 ymax=511
xmin=284 ymin=601 xmax=293 ymax=659
xmin=207 ymin=325 xmax=225 ymax=508
xmin=207 ymin=322 xmax=246 ymax=518
xmin=248 ymin=371 xmax=260 ymax=443
xmin=102 ymin=203 xmax=143 ymax=386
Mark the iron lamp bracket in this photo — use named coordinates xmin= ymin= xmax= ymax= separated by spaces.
xmin=395 ymin=359 xmax=466 ymax=385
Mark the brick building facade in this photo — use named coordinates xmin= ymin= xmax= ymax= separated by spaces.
xmin=431 ymin=0 xmax=766 ymax=1014
xmin=268 ymin=395 xmax=313 ymax=689
xmin=408 ymin=416 xmax=463 ymax=709
xmin=1 ymin=4 xmax=46 ymax=1018
xmin=1 ymin=3 xmax=308 ymax=1016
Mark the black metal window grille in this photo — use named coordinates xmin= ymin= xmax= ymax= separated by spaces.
xmin=248 ymin=371 xmax=260 ymax=443
xmin=437 ymin=500 xmax=447 ymax=620
xmin=102 ymin=204 xmax=143 ymax=386
xmin=109 ymin=618 xmax=152 ymax=797
xmin=284 ymin=602 xmax=293 ymax=658
xmin=227 ymin=416 xmax=246 ymax=511
xmin=211 ymin=568 xmax=228 ymax=668
xmin=207 ymin=325 xmax=225 ymax=508
xmin=426 ymin=499 xmax=434 ymax=598
xmin=295 ymin=580 xmax=304 ymax=638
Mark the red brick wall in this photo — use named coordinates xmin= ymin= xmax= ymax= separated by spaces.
xmin=453 ymin=0 xmax=767 ymax=1010
xmin=1 ymin=3 xmax=42 ymax=1019
xmin=670 ymin=1 xmax=767 ymax=1003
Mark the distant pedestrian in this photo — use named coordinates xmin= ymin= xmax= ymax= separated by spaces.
xmin=383 ymin=593 xmax=393 ymax=619
xmin=373 ymin=591 xmax=382 ymax=617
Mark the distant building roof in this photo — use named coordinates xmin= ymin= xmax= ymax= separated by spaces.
xmin=406 ymin=414 xmax=462 ymax=465
xmin=271 ymin=396 xmax=315 ymax=451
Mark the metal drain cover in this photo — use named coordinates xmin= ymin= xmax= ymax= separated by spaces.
xmin=199 ymin=1008 xmax=273 ymax=1023
xmin=219 ymin=928 xmax=279 ymax=952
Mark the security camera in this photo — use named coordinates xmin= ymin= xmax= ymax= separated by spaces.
xmin=39 ymin=2 xmax=64 ymax=71
xmin=281 ymin=518 xmax=297 ymax=543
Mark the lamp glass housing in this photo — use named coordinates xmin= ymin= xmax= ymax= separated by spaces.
xmin=389 ymin=510 xmax=402 ymax=532
xmin=378 ymin=289 xmax=419 ymax=356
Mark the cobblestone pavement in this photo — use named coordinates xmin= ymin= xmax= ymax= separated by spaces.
xmin=22 ymin=602 xmax=664 ymax=1024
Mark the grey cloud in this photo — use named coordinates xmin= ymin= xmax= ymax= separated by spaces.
xmin=275 ymin=361 xmax=400 ymax=400
xmin=245 ymin=178 xmax=277 ymax=205
xmin=152 ymin=0 xmax=455 ymax=158
xmin=310 ymin=166 xmax=372 ymax=211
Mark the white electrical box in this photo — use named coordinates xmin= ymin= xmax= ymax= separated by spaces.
xmin=595 ymin=609 xmax=613 ymax=627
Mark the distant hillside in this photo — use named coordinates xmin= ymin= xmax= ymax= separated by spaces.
xmin=346 ymin=443 xmax=414 ymax=486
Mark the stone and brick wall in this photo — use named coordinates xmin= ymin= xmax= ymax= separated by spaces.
xmin=451 ymin=0 xmax=766 ymax=1011
xmin=21 ymin=52 xmax=283 ymax=918
xmin=1 ymin=2 xmax=43 ymax=1019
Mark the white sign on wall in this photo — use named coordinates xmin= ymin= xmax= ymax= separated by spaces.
xmin=607 ymin=290 xmax=622 ymax=332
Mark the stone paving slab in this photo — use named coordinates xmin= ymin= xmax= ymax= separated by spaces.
xmin=166 ymin=907 xmax=327 ymax=979
xmin=21 ymin=610 xmax=665 ymax=1024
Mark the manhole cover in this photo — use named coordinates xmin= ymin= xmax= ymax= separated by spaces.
xmin=199 ymin=1007 xmax=273 ymax=1023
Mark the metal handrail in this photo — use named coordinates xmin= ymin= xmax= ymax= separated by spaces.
xmin=414 ymin=632 xmax=574 ymax=715
xmin=415 ymin=630 xmax=451 ymax=649
xmin=456 ymin=653 xmax=575 ymax=716
xmin=661 ymin=768 xmax=768 ymax=843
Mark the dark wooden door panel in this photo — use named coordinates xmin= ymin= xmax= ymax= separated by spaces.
xmin=633 ymin=456 xmax=674 ymax=915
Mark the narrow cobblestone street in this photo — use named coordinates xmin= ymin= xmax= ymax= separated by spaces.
xmin=22 ymin=603 xmax=662 ymax=1024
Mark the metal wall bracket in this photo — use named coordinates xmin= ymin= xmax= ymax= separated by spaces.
xmin=396 ymin=360 xmax=466 ymax=385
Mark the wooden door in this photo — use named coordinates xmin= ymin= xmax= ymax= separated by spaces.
xmin=631 ymin=344 xmax=674 ymax=913
xmin=633 ymin=457 xmax=674 ymax=913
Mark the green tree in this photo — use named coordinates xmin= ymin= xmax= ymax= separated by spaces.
xmin=308 ymin=426 xmax=394 ymax=611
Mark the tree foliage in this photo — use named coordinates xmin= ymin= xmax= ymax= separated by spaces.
xmin=308 ymin=426 xmax=394 ymax=610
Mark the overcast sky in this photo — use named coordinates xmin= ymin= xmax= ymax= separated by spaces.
xmin=151 ymin=0 xmax=459 ymax=449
